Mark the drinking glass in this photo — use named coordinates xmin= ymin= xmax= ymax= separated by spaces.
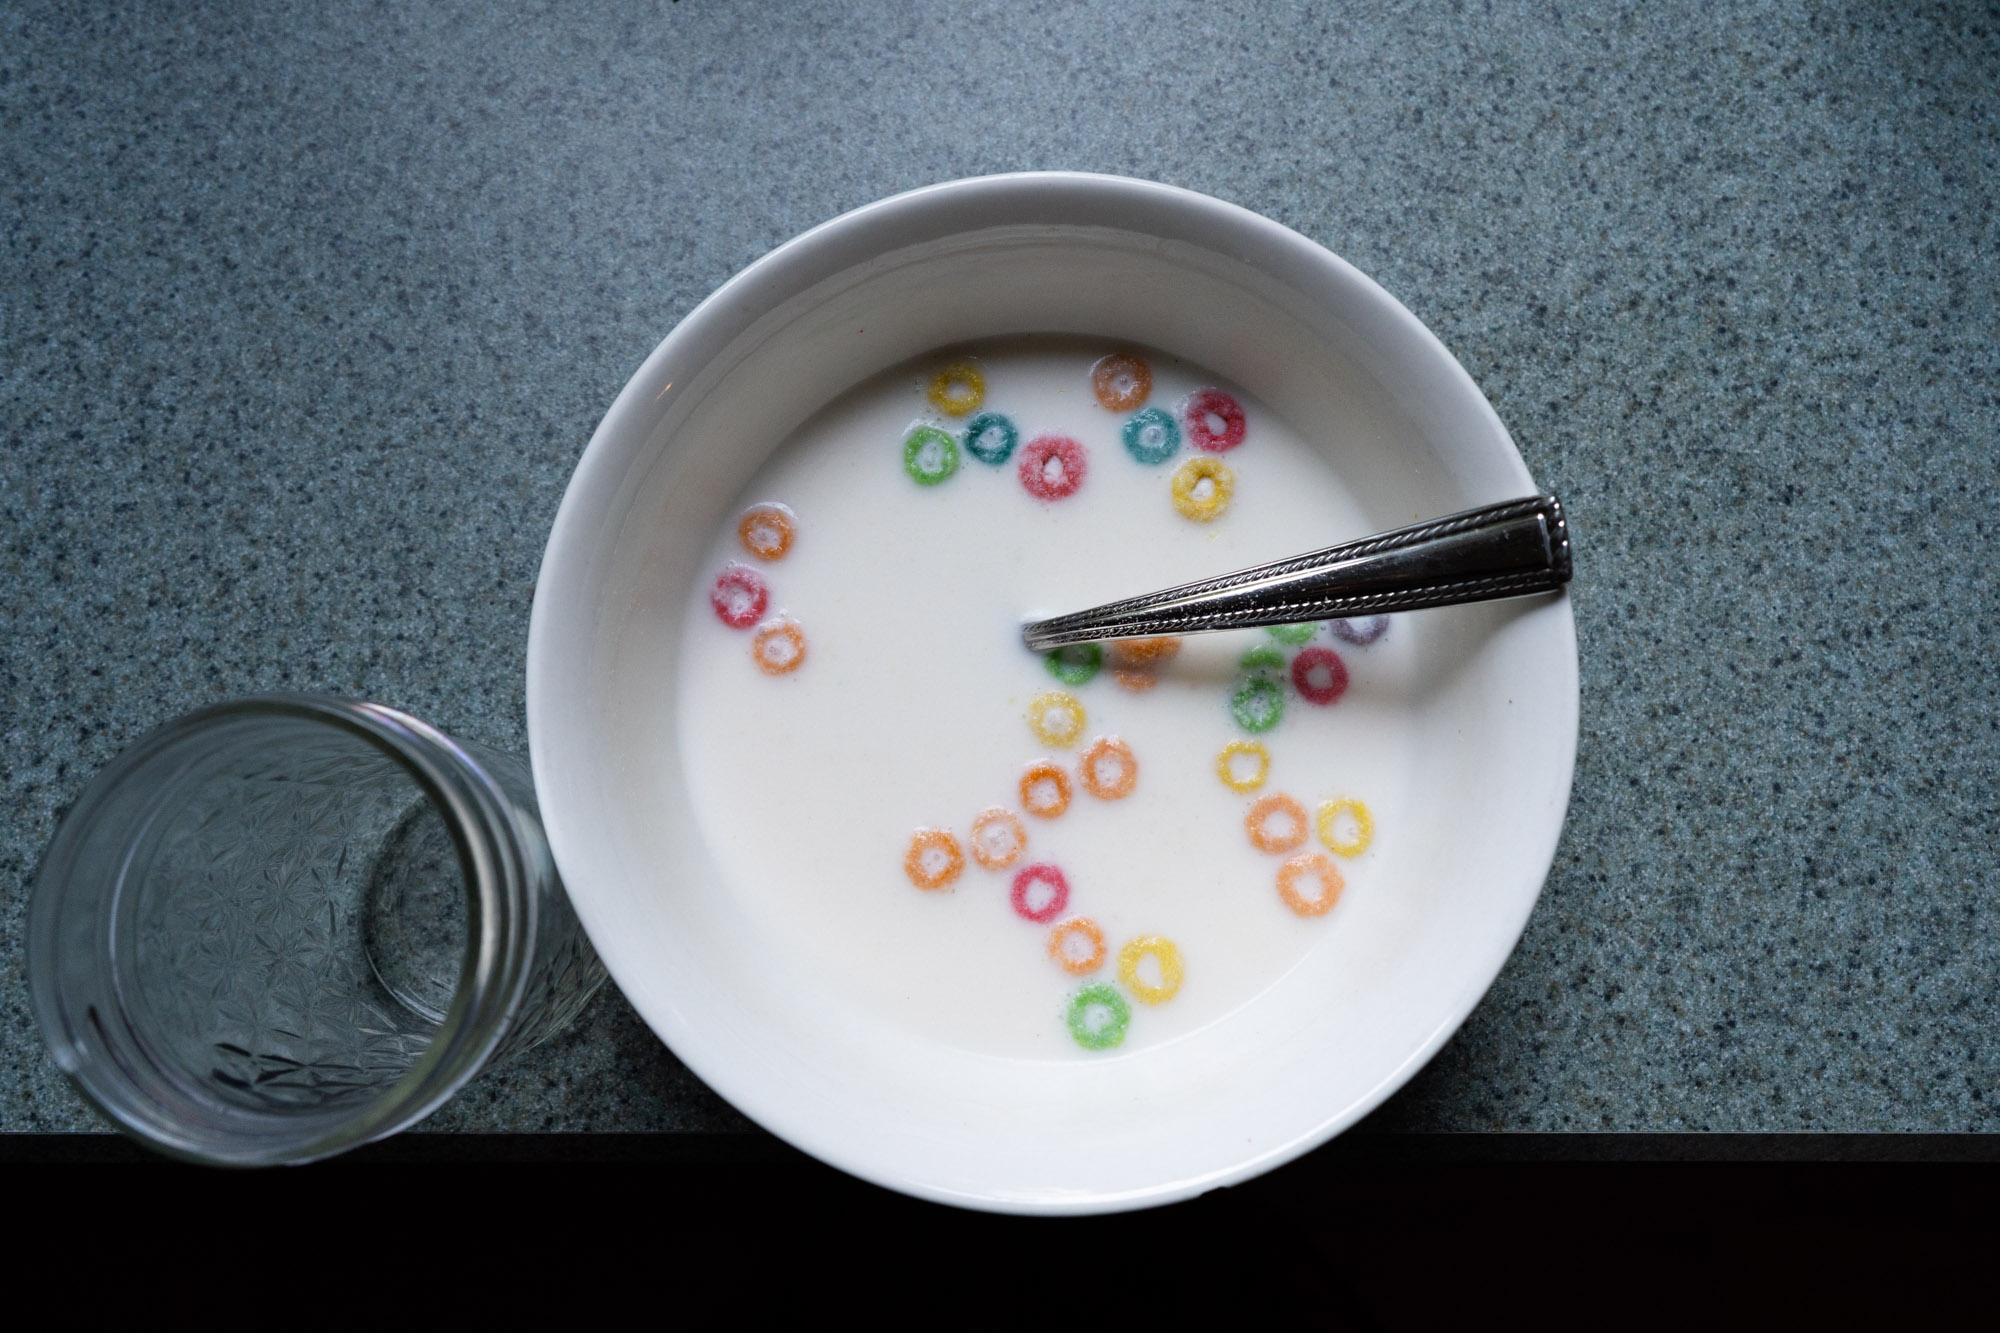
xmin=28 ymin=695 xmax=606 ymax=1165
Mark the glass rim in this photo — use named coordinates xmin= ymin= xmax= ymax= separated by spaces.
xmin=28 ymin=693 xmax=541 ymax=1166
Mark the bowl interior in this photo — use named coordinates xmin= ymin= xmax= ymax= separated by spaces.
xmin=529 ymin=175 xmax=1577 ymax=1212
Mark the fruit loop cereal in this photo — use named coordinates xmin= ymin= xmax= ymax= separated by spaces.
xmin=1091 ymin=352 xmax=1152 ymax=411
xmin=1121 ymin=406 xmax=1181 ymax=465
xmin=969 ymin=807 xmax=1027 ymax=871
xmin=1170 ymin=456 xmax=1234 ymax=522
xmin=1239 ymin=644 xmax=1286 ymax=672
xmin=903 ymin=829 xmax=965 ymax=890
xmin=1048 ymin=917 xmax=1106 ymax=975
xmin=1215 ymin=740 xmax=1270 ymax=793
xmin=750 ymin=618 xmax=808 ymax=675
xmin=1019 ymin=760 xmax=1073 ymax=818
xmin=709 ymin=564 xmax=769 ymax=629
xmin=1026 ymin=690 xmax=1088 ymax=748
xmin=962 ymin=411 xmax=1019 ymax=465
xmin=1316 ymin=798 xmax=1376 ymax=858
xmin=1290 ymin=647 xmax=1349 ymax=706
xmin=1043 ymin=643 xmax=1102 ymax=687
xmin=1267 ymin=623 xmax=1317 ymax=646
xmin=927 ymin=360 xmax=985 ymax=417
xmin=1111 ymin=670 xmax=1158 ymax=693
xmin=1332 ymin=615 xmax=1391 ymax=646
xmin=1117 ymin=936 xmax=1184 ymax=1005
xmin=1066 ymin=982 xmax=1131 ymax=1051
xmin=735 ymin=503 xmax=796 ymax=561
xmin=1078 ymin=736 xmax=1138 ymax=800
xmin=1230 ymin=675 xmax=1284 ymax=732
xmin=903 ymin=425 xmax=960 ymax=486
xmin=1277 ymin=852 xmax=1345 ymax=917
xmin=1010 ymin=862 xmax=1071 ymax=923
xmin=1183 ymin=387 xmax=1247 ymax=452
xmin=1018 ymin=434 xmax=1088 ymax=501
xmin=1244 ymin=792 xmax=1308 ymax=854
xmin=1109 ymin=637 xmax=1182 ymax=666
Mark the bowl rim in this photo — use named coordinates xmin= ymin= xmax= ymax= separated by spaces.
xmin=528 ymin=171 xmax=1578 ymax=1213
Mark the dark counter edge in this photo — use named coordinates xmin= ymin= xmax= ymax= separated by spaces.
xmin=7 ymin=1131 xmax=1999 ymax=1166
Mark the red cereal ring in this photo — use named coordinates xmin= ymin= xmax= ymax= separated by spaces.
xmin=1277 ymin=851 xmax=1345 ymax=917
xmin=1019 ymin=760 xmax=1073 ymax=818
xmin=1091 ymin=353 xmax=1152 ymax=411
xmin=1018 ymin=434 xmax=1088 ymax=501
xmin=1183 ymin=388 xmax=1247 ymax=453
xmin=969 ymin=806 xmax=1027 ymax=870
xmin=1010 ymin=862 xmax=1071 ymax=924
xmin=903 ymin=828 xmax=964 ymax=890
xmin=1047 ymin=917 xmax=1106 ymax=974
xmin=709 ymin=563 xmax=768 ymax=629
xmin=1078 ymin=736 xmax=1137 ymax=800
xmin=1245 ymin=792 xmax=1309 ymax=854
xmin=1289 ymin=646 xmax=1348 ymax=705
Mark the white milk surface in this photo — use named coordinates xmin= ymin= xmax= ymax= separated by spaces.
xmin=676 ymin=337 xmax=1417 ymax=1060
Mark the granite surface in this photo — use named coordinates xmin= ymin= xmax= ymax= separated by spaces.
xmin=3 ymin=0 xmax=1995 ymax=1137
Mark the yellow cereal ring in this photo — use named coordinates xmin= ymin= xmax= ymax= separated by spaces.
xmin=1216 ymin=740 xmax=1269 ymax=793
xmin=1026 ymin=690 xmax=1087 ymax=748
xmin=1277 ymin=852 xmax=1345 ymax=917
xmin=1316 ymin=798 xmax=1375 ymax=857
xmin=1170 ymin=456 xmax=1234 ymax=521
xmin=926 ymin=360 xmax=985 ymax=417
xmin=1117 ymin=935 xmax=1184 ymax=1005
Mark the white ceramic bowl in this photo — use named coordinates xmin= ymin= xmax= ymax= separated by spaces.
xmin=528 ymin=173 xmax=1578 ymax=1213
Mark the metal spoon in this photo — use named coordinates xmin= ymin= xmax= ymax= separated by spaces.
xmin=1019 ymin=494 xmax=1572 ymax=651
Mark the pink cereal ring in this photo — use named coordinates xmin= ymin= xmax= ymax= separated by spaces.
xmin=1018 ymin=434 xmax=1088 ymax=501
xmin=709 ymin=563 xmax=769 ymax=629
xmin=1009 ymin=862 xmax=1071 ymax=924
xmin=1290 ymin=646 xmax=1349 ymax=706
xmin=1183 ymin=388 xmax=1246 ymax=453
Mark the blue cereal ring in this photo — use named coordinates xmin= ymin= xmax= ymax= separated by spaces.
xmin=962 ymin=412 xmax=1019 ymax=466
xmin=1121 ymin=407 xmax=1181 ymax=465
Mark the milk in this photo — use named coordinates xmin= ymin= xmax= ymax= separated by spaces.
xmin=675 ymin=337 xmax=1417 ymax=1059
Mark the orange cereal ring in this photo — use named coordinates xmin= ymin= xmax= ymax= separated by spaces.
xmin=1216 ymin=740 xmax=1269 ymax=793
xmin=1026 ymin=690 xmax=1087 ymax=748
xmin=1077 ymin=736 xmax=1137 ymax=800
xmin=1019 ymin=760 xmax=1073 ymax=819
xmin=750 ymin=618 xmax=807 ymax=675
xmin=1111 ymin=668 xmax=1158 ymax=693
xmin=736 ymin=503 xmax=795 ymax=561
xmin=1048 ymin=917 xmax=1106 ymax=975
xmin=1244 ymin=792 xmax=1308 ymax=854
xmin=1107 ymin=636 xmax=1182 ymax=666
xmin=927 ymin=360 xmax=985 ymax=417
xmin=1091 ymin=352 xmax=1152 ymax=411
xmin=1277 ymin=851 xmax=1346 ymax=917
xmin=903 ymin=828 xmax=964 ymax=890
xmin=969 ymin=806 xmax=1027 ymax=870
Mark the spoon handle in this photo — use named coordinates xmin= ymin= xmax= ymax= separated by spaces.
xmin=1020 ymin=494 xmax=1572 ymax=651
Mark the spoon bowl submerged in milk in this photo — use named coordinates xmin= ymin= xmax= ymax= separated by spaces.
xmin=676 ymin=337 xmax=1417 ymax=1060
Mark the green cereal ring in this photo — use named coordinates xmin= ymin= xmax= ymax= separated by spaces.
xmin=903 ymin=425 xmax=960 ymax=485
xmin=1238 ymin=644 xmax=1286 ymax=672
xmin=1121 ymin=407 xmax=1181 ymax=465
xmin=1266 ymin=623 xmax=1316 ymax=646
xmin=1231 ymin=675 xmax=1285 ymax=733
xmin=962 ymin=412 xmax=1019 ymax=466
xmin=1044 ymin=642 xmax=1102 ymax=686
xmin=1065 ymin=982 xmax=1132 ymax=1051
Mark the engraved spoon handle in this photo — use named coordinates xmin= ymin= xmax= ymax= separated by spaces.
xmin=1019 ymin=494 xmax=1572 ymax=651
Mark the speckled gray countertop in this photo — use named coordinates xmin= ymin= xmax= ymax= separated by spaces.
xmin=4 ymin=0 xmax=1995 ymax=1138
